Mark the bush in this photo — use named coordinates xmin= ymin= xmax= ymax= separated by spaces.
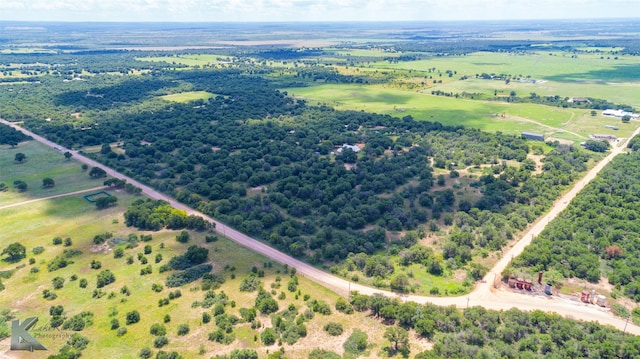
xmin=96 ymin=270 xmax=116 ymax=288
xmin=138 ymin=347 xmax=152 ymax=359
xmin=308 ymin=349 xmax=341 ymax=359
xmin=47 ymin=256 xmax=72 ymax=272
xmin=153 ymin=335 xmax=169 ymax=348
xmin=117 ymin=327 xmax=127 ymax=336
xmin=261 ymin=327 xmax=276 ymax=345
xmin=33 ymin=246 xmax=45 ymax=255
xmin=323 ymin=322 xmax=344 ymax=336
xmin=110 ymin=319 xmax=120 ymax=330
xmin=343 ymin=329 xmax=368 ymax=354
xmin=150 ymin=323 xmax=167 ymax=336
xmin=126 ymin=310 xmax=140 ymax=325
xmin=165 ymin=264 xmax=212 ymax=287
xmin=113 ymin=248 xmax=124 ymax=258
xmin=79 ymin=278 xmax=88 ymax=288
xmin=52 ymin=277 xmax=65 ymax=289
xmin=52 ymin=237 xmax=63 ymax=245
xmin=176 ymin=324 xmax=189 ymax=336
xmin=176 ymin=231 xmax=190 ymax=243
xmin=239 ymin=274 xmax=261 ymax=292
xmin=335 ymin=297 xmax=354 ymax=314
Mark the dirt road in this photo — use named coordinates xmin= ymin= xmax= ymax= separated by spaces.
xmin=0 ymin=187 xmax=105 ymax=211
xmin=3 ymin=119 xmax=639 ymax=335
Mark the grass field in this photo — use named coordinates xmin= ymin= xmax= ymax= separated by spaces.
xmin=137 ymin=54 xmax=231 ymax=67
xmin=0 ymin=143 xmax=428 ymax=358
xmin=0 ymin=141 xmax=106 ymax=207
xmin=160 ymin=91 xmax=216 ymax=103
xmin=285 ymin=83 xmax=637 ymax=142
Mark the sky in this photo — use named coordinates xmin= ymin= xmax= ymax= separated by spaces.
xmin=1 ymin=0 xmax=639 ymax=22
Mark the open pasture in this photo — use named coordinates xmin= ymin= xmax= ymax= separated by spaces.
xmin=0 ymin=141 xmax=105 ymax=207
xmin=137 ymin=54 xmax=229 ymax=67
xmin=286 ymin=83 xmax=634 ymax=142
xmin=368 ymin=51 xmax=640 ymax=82
xmin=160 ymin=91 xmax=216 ymax=103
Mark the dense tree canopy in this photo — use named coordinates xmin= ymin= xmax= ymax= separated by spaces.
xmin=510 ymin=146 xmax=640 ymax=300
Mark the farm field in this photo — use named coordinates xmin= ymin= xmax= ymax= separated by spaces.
xmin=285 ymin=83 xmax=634 ymax=142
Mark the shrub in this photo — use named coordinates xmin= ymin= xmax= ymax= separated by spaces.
xmin=111 ymin=319 xmax=120 ymax=330
xmin=335 ymin=297 xmax=354 ymax=314
xmin=150 ymin=323 xmax=167 ymax=336
xmin=308 ymin=349 xmax=341 ymax=359
xmin=166 ymin=264 xmax=212 ymax=287
xmin=32 ymin=246 xmax=45 ymax=255
xmin=176 ymin=231 xmax=190 ymax=243
xmin=126 ymin=310 xmax=140 ymax=325
xmin=117 ymin=327 xmax=127 ymax=336
xmin=323 ymin=322 xmax=344 ymax=336
xmin=261 ymin=328 xmax=276 ymax=345
xmin=52 ymin=277 xmax=65 ymax=289
xmin=113 ymin=248 xmax=124 ymax=258
xmin=47 ymin=256 xmax=72 ymax=272
xmin=239 ymin=274 xmax=261 ymax=292
xmin=153 ymin=335 xmax=169 ymax=348
xmin=138 ymin=347 xmax=152 ymax=359
xmin=176 ymin=324 xmax=189 ymax=336
xmin=52 ymin=237 xmax=63 ymax=245
xmin=96 ymin=270 xmax=115 ymax=288
xmin=90 ymin=260 xmax=102 ymax=269
xmin=343 ymin=329 xmax=368 ymax=354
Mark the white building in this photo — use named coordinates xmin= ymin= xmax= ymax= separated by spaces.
xmin=602 ymin=109 xmax=639 ymax=119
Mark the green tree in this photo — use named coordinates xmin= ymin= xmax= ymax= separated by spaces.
xmin=622 ymin=115 xmax=631 ymax=123
xmin=13 ymin=180 xmax=27 ymax=192
xmin=261 ymin=327 xmax=276 ymax=345
xmin=95 ymin=196 xmax=118 ymax=209
xmin=2 ymin=242 xmax=26 ymax=261
xmin=176 ymin=230 xmax=190 ymax=243
xmin=384 ymin=326 xmax=409 ymax=353
xmin=64 ymin=151 xmax=73 ymax=160
xmin=42 ymin=177 xmax=55 ymax=188
xmin=126 ymin=310 xmax=140 ymax=325
xmin=14 ymin=153 xmax=26 ymax=163
xmin=89 ymin=167 xmax=107 ymax=178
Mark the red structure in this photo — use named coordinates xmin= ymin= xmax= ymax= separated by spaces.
xmin=580 ymin=290 xmax=591 ymax=303
xmin=516 ymin=277 xmax=524 ymax=289
xmin=538 ymin=271 xmax=543 ymax=285
xmin=524 ymin=279 xmax=532 ymax=291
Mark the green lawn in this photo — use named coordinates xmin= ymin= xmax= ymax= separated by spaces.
xmin=0 ymin=141 xmax=106 ymax=207
xmin=160 ymin=91 xmax=216 ymax=103
xmin=285 ymin=83 xmax=638 ymax=142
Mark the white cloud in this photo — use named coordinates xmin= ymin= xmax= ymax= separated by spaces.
xmin=0 ymin=0 xmax=638 ymax=21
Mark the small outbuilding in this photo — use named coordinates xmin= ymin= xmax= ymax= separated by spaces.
xmin=522 ymin=132 xmax=545 ymax=141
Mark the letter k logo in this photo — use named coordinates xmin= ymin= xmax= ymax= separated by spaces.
xmin=11 ymin=317 xmax=47 ymax=351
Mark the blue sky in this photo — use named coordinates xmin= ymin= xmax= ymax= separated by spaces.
xmin=1 ymin=0 xmax=639 ymax=22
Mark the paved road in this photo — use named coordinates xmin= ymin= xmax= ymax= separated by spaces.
xmin=3 ymin=118 xmax=640 ymax=335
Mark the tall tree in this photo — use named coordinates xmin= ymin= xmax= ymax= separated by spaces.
xmin=14 ymin=153 xmax=26 ymax=163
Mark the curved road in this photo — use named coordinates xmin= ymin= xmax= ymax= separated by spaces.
xmin=3 ymin=119 xmax=640 ymax=335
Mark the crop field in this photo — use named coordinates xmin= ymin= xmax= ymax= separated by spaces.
xmin=160 ymin=91 xmax=216 ymax=103
xmin=0 ymin=141 xmax=105 ymax=207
